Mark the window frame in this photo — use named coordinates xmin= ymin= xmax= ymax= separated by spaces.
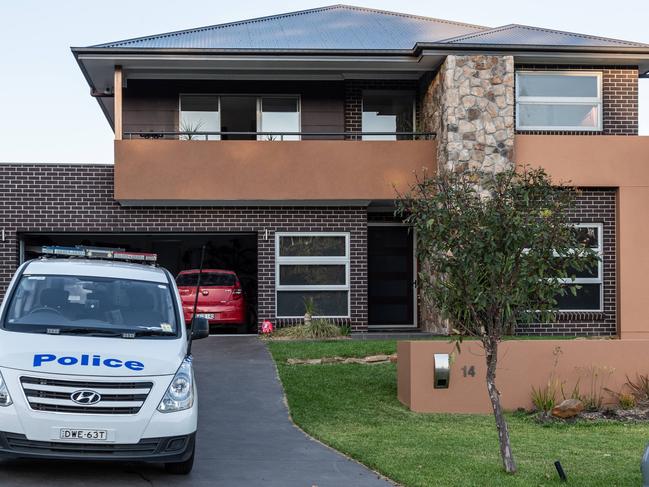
xmin=515 ymin=71 xmax=603 ymax=132
xmin=555 ymin=223 xmax=604 ymax=312
xmin=275 ymin=232 xmax=351 ymax=319
xmin=178 ymin=94 xmax=302 ymax=140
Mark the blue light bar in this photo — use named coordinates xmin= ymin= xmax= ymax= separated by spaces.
xmin=27 ymin=245 xmax=157 ymax=263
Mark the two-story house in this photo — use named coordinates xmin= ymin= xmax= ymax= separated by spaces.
xmin=2 ymin=5 xmax=649 ymax=337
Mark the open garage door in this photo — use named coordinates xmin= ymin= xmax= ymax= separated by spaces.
xmin=20 ymin=233 xmax=258 ymax=334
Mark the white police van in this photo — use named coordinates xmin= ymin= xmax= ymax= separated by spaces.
xmin=0 ymin=246 xmax=209 ymax=474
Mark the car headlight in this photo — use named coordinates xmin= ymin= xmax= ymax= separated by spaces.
xmin=157 ymin=357 xmax=194 ymax=413
xmin=0 ymin=371 xmax=13 ymax=407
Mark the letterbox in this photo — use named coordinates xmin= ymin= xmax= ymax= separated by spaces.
xmin=433 ymin=353 xmax=450 ymax=389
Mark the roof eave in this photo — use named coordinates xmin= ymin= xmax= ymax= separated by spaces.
xmin=71 ymin=46 xmax=419 ymax=57
xmin=415 ymin=42 xmax=649 ymax=55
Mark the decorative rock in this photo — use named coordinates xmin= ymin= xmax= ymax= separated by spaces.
xmin=306 ymin=358 xmax=322 ymax=365
xmin=287 ymin=358 xmax=304 ymax=365
xmin=365 ymin=354 xmax=390 ymax=363
xmin=551 ymin=399 xmax=584 ymax=418
xmin=343 ymin=357 xmax=365 ymax=364
xmin=389 ymin=354 xmax=398 ymax=363
xmin=321 ymin=356 xmax=342 ymax=364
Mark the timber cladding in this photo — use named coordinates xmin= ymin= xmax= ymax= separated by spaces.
xmin=0 ymin=164 xmax=368 ymax=331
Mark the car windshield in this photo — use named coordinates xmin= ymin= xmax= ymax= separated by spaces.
xmin=2 ymin=274 xmax=178 ymax=338
xmin=176 ymin=272 xmax=236 ymax=287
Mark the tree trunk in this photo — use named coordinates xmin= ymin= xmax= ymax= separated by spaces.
xmin=484 ymin=338 xmax=517 ymax=474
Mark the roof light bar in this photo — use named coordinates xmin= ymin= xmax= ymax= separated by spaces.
xmin=27 ymin=245 xmax=157 ymax=263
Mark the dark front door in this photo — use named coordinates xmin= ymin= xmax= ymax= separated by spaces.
xmin=368 ymin=225 xmax=415 ymax=328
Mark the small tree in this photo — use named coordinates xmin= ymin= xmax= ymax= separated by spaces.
xmin=397 ymin=167 xmax=598 ymax=474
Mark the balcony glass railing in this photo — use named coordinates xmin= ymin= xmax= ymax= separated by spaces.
xmin=123 ymin=131 xmax=436 ymax=141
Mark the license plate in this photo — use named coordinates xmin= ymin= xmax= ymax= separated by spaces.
xmin=59 ymin=429 xmax=108 ymax=441
xmin=197 ymin=313 xmax=215 ymax=319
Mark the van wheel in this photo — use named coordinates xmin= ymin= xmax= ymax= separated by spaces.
xmin=164 ymin=445 xmax=195 ymax=475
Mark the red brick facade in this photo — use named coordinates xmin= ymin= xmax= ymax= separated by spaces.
xmin=515 ymin=65 xmax=639 ymax=136
xmin=0 ymin=164 xmax=368 ymax=332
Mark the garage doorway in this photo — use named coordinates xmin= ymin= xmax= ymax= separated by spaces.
xmin=20 ymin=232 xmax=258 ymax=334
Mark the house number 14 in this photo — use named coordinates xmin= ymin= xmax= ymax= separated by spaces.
xmin=461 ymin=365 xmax=476 ymax=378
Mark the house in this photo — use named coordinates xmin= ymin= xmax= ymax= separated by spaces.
xmin=2 ymin=5 xmax=649 ymax=337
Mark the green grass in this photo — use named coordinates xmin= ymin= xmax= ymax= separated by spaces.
xmin=267 ymin=336 xmax=576 ymax=363
xmin=268 ymin=340 xmax=649 ymax=487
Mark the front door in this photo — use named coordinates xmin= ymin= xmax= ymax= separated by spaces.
xmin=368 ymin=225 xmax=416 ymax=328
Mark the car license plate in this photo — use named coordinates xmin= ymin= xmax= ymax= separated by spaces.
xmin=197 ymin=313 xmax=215 ymax=319
xmin=59 ymin=429 xmax=108 ymax=441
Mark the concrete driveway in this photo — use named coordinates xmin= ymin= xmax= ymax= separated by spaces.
xmin=0 ymin=336 xmax=393 ymax=486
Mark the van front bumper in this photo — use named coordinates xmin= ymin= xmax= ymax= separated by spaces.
xmin=0 ymin=431 xmax=195 ymax=462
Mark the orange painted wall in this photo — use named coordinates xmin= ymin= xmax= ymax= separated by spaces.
xmin=114 ymin=139 xmax=436 ymax=204
xmin=398 ymin=339 xmax=649 ymax=414
xmin=515 ymin=135 xmax=649 ymax=338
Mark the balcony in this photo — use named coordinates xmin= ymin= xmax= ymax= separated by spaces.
xmin=114 ymin=132 xmax=436 ymax=205
xmin=514 ymin=135 xmax=649 ymax=187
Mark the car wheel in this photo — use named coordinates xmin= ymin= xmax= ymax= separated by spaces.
xmin=164 ymin=444 xmax=195 ymax=475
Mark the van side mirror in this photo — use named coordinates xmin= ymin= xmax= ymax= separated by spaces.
xmin=191 ymin=317 xmax=209 ymax=340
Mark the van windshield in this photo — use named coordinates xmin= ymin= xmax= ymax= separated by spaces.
xmin=2 ymin=274 xmax=178 ymax=338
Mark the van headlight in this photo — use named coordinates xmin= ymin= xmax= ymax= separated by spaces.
xmin=157 ymin=358 xmax=194 ymax=413
xmin=0 ymin=371 xmax=13 ymax=407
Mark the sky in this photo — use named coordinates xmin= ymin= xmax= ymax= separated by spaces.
xmin=0 ymin=0 xmax=648 ymax=163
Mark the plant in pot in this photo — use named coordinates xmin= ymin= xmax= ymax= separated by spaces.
xmin=179 ymin=120 xmax=204 ymax=140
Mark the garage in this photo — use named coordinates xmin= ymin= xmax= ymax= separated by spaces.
xmin=19 ymin=232 xmax=258 ymax=334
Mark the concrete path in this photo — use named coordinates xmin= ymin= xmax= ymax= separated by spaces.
xmin=0 ymin=336 xmax=393 ymax=486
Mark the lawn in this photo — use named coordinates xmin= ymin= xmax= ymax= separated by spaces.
xmin=268 ymin=340 xmax=649 ymax=487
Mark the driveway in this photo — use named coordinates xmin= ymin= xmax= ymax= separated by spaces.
xmin=0 ymin=336 xmax=393 ymax=486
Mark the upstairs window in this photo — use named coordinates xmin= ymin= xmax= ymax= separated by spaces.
xmin=516 ymin=71 xmax=602 ymax=131
xmin=179 ymin=94 xmax=300 ymax=140
xmin=259 ymin=97 xmax=300 ymax=140
xmin=179 ymin=95 xmax=220 ymax=140
xmin=362 ymin=91 xmax=415 ymax=140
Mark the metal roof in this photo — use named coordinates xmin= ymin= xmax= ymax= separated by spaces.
xmin=443 ymin=24 xmax=649 ymax=48
xmin=92 ymin=5 xmax=488 ymax=50
xmin=88 ymin=5 xmax=649 ymax=52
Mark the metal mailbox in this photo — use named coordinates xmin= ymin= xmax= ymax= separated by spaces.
xmin=433 ymin=353 xmax=450 ymax=389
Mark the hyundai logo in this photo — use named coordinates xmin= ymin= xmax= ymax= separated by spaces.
xmin=70 ymin=390 xmax=101 ymax=405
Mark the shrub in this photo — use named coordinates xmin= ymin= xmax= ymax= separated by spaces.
xmin=624 ymin=373 xmax=649 ymax=407
xmin=618 ymin=393 xmax=637 ymax=410
xmin=531 ymin=379 xmax=558 ymax=413
xmin=560 ymin=378 xmax=582 ymax=402
xmin=577 ymin=365 xmax=614 ymax=411
xmin=269 ymin=320 xmax=349 ymax=340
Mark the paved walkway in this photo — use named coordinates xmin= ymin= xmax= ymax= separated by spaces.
xmin=0 ymin=336 xmax=393 ymax=486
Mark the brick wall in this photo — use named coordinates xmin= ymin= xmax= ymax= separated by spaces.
xmin=0 ymin=164 xmax=369 ymax=332
xmin=515 ymin=65 xmax=639 ymax=135
xmin=344 ymin=79 xmax=420 ymax=135
xmin=517 ymin=188 xmax=617 ymax=336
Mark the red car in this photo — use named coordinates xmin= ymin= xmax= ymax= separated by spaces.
xmin=176 ymin=269 xmax=247 ymax=332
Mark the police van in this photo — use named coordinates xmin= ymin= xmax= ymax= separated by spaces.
xmin=0 ymin=246 xmax=209 ymax=474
